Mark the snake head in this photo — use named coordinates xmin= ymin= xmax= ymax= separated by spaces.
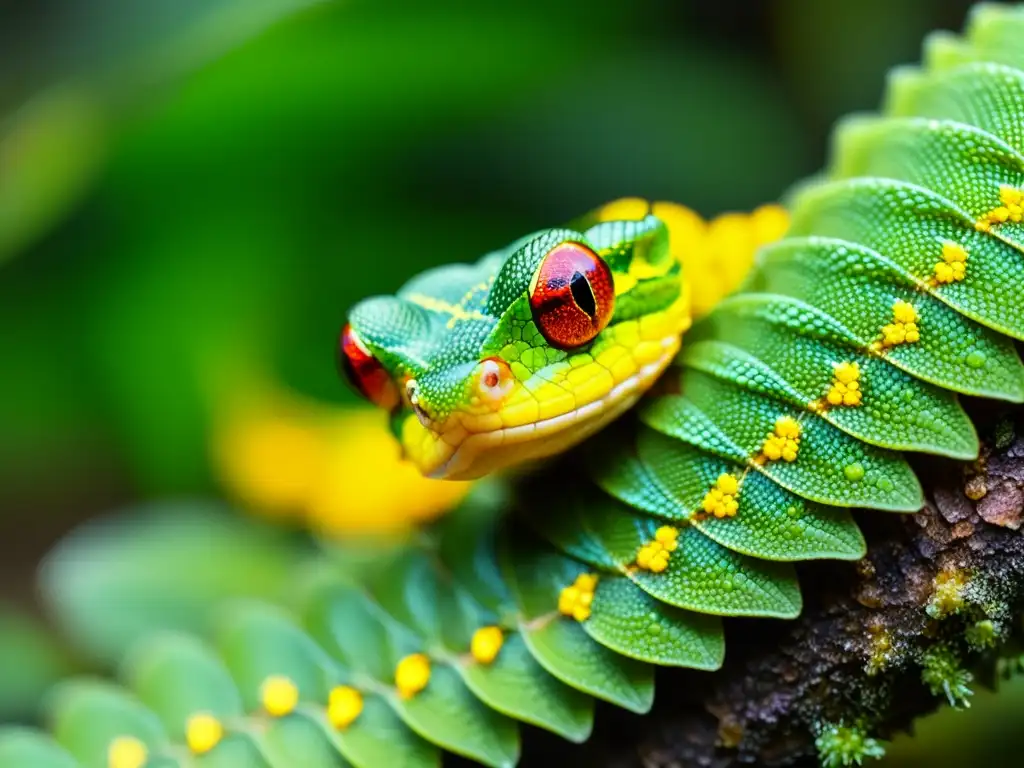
xmin=339 ymin=215 xmax=689 ymax=480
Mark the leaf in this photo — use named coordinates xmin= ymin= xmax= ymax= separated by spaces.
xmin=742 ymin=237 xmax=1024 ymax=402
xmin=307 ymin=696 xmax=441 ymax=768
xmin=964 ymin=4 xmax=1024 ymax=70
xmin=643 ymin=367 xmax=925 ymax=510
xmin=683 ymin=294 xmax=979 ymax=458
xmin=790 ymin=176 xmax=1024 ymax=345
xmin=48 ymin=680 xmax=169 ymax=766
xmin=364 ymin=552 xmax=479 ymax=655
xmin=301 ymin=580 xmax=404 ymax=684
xmin=500 ymin=527 xmax=654 ymax=713
xmin=585 ymin=576 xmax=725 ymax=669
xmin=526 ymin=487 xmax=803 ymax=616
xmin=0 ymin=728 xmax=77 ymax=768
xmin=301 ymin=572 xmax=516 ymax=768
xmin=595 ymin=429 xmax=867 ymax=560
xmin=458 ymin=631 xmax=594 ymax=743
xmin=391 ymin=663 xmax=520 ymax=768
xmin=434 ymin=484 xmax=514 ymax=616
xmin=123 ymin=633 xmax=244 ymax=741
xmin=886 ymin=63 xmax=1024 ymax=156
xmin=260 ymin=713 xmax=351 ymax=768
xmin=831 ymin=116 xmax=1024 ymax=223
xmin=214 ymin=603 xmax=340 ymax=712
xmin=195 ymin=734 xmax=272 ymax=768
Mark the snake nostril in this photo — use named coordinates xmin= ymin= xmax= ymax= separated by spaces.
xmin=405 ymin=379 xmax=432 ymax=426
xmin=413 ymin=402 xmax=431 ymax=427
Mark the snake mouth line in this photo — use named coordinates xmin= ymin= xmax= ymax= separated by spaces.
xmin=430 ymin=333 xmax=682 ymax=480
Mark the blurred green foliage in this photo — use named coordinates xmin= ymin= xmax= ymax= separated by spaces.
xmin=8 ymin=0 xmax=1024 ymax=763
xmin=1 ymin=0 xmax=976 ymax=506
xmin=38 ymin=502 xmax=311 ymax=666
xmin=0 ymin=606 xmax=76 ymax=721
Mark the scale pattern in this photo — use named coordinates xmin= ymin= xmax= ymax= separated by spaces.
xmin=4 ymin=5 xmax=1024 ymax=767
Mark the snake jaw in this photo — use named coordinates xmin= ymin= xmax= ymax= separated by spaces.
xmin=420 ymin=331 xmax=682 ymax=480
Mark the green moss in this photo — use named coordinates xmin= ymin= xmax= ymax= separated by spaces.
xmin=965 ymin=619 xmax=999 ymax=651
xmin=921 ymin=646 xmax=974 ymax=709
xmin=815 ymin=722 xmax=886 ymax=767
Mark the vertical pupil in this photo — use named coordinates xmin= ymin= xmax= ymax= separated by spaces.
xmin=569 ymin=271 xmax=597 ymax=318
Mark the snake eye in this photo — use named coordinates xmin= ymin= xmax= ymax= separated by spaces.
xmin=529 ymin=241 xmax=614 ymax=349
xmin=338 ymin=324 xmax=400 ymax=410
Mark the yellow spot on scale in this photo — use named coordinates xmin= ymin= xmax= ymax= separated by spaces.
xmin=470 ymin=626 xmax=505 ymax=664
xmin=827 ymin=361 xmax=862 ymax=407
xmin=933 ymin=241 xmax=968 ymax=284
xmin=635 ymin=526 xmax=680 ymax=573
xmin=701 ymin=473 xmax=740 ymax=519
xmin=760 ymin=416 xmax=802 ymax=462
xmin=558 ymin=572 xmax=599 ymax=622
xmin=261 ymin=675 xmax=300 ymax=717
xmin=107 ymin=736 xmax=147 ymax=768
xmin=186 ymin=713 xmax=224 ymax=755
xmin=879 ymin=300 xmax=920 ymax=348
xmin=327 ymin=685 xmax=364 ymax=730
xmin=395 ymin=653 xmax=431 ymax=700
xmin=975 ymin=185 xmax=1023 ymax=230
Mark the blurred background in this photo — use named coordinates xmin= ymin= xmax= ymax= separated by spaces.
xmin=1 ymin=0 xmax=1020 ymax=764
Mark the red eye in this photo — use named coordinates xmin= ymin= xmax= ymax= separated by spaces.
xmin=338 ymin=324 xmax=401 ymax=410
xmin=529 ymin=242 xmax=614 ymax=349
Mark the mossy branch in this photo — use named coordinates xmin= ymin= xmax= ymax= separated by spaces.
xmin=515 ymin=402 xmax=1024 ymax=768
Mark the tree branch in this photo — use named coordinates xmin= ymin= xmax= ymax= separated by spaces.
xmin=519 ymin=402 xmax=1024 ymax=767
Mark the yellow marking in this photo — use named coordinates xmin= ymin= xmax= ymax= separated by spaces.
xmin=879 ymin=300 xmax=920 ymax=348
xmin=108 ymin=737 xmax=147 ymax=768
xmin=186 ymin=713 xmax=224 ymax=756
xmin=395 ymin=654 xmax=431 ymax=700
xmin=933 ymin=241 xmax=968 ymax=284
xmin=759 ymin=416 xmax=801 ymax=463
xmin=558 ymin=573 xmax=598 ymax=621
xmin=701 ymin=473 xmax=740 ymax=518
xmin=261 ymin=676 xmax=300 ymax=717
xmin=826 ymin=361 xmax=863 ymax=407
xmin=456 ymin=277 xmax=494 ymax=308
xmin=405 ymin=293 xmax=488 ymax=324
xmin=635 ymin=526 xmax=679 ymax=573
xmin=328 ymin=686 xmax=364 ymax=730
xmin=975 ymin=185 xmax=1023 ymax=230
xmin=470 ymin=626 xmax=505 ymax=664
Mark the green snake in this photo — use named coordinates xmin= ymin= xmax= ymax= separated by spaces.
xmin=339 ymin=212 xmax=690 ymax=480
xmin=4 ymin=5 xmax=1024 ymax=768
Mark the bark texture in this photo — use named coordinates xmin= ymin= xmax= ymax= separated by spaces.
xmin=516 ymin=403 xmax=1024 ymax=768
